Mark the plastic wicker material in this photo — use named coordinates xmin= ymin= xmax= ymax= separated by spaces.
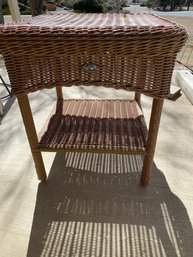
xmin=0 ymin=13 xmax=188 ymax=185
xmin=0 ymin=13 xmax=187 ymax=98
xmin=38 ymin=99 xmax=147 ymax=153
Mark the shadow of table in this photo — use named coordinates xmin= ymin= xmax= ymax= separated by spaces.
xmin=27 ymin=153 xmax=193 ymax=257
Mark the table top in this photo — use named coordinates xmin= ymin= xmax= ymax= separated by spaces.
xmin=0 ymin=13 xmax=188 ymax=97
xmin=0 ymin=13 xmax=187 ymax=38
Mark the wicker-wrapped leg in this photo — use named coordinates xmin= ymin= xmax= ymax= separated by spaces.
xmin=135 ymin=92 xmax=141 ymax=106
xmin=56 ymin=87 xmax=63 ymax=100
xmin=140 ymin=98 xmax=164 ymax=186
xmin=17 ymin=94 xmax=47 ymax=181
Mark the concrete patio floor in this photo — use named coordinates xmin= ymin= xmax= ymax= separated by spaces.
xmin=0 ymin=66 xmax=193 ymax=257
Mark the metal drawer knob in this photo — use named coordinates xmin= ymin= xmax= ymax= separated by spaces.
xmin=83 ymin=63 xmax=97 ymax=72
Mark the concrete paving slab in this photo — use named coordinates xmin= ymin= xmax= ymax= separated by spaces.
xmin=175 ymin=70 xmax=193 ymax=104
xmin=0 ymin=79 xmax=193 ymax=256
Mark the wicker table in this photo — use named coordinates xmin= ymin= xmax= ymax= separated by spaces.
xmin=0 ymin=13 xmax=187 ymax=185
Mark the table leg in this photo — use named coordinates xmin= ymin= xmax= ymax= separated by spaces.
xmin=17 ymin=94 xmax=47 ymax=181
xmin=56 ymin=87 xmax=63 ymax=100
xmin=135 ymin=92 xmax=141 ymax=106
xmin=140 ymin=98 xmax=164 ymax=186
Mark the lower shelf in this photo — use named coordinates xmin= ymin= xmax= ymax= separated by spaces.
xmin=38 ymin=99 xmax=147 ymax=154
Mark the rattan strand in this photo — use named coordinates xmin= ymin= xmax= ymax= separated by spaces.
xmin=38 ymin=99 xmax=147 ymax=154
xmin=0 ymin=13 xmax=187 ymax=98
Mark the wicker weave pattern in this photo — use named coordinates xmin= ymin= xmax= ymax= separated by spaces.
xmin=0 ymin=13 xmax=188 ymax=184
xmin=0 ymin=13 xmax=187 ymax=36
xmin=0 ymin=13 xmax=187 ymax=98
xmin=38 ymin=99 xmax=147 ymax=153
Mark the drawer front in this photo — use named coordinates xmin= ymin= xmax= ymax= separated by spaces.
xmin=7 ymin=54 xmax=174 ymax=98
xmin=2 ymin=37 xmax=177 ymax=97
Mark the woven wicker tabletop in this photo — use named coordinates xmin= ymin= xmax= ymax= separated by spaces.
xmin=0 ymin=13 xmax=187 ymax=37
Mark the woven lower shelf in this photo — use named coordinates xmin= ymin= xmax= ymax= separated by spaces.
xmin=38 ymin=99 xmax=147 ymax=154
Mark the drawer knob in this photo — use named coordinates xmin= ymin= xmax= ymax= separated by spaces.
xmin=83 ymin=63 xmax=97 ymax=72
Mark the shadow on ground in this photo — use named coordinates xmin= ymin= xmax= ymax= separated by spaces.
xmin=27 ymin=153 xmax=193 ymax=257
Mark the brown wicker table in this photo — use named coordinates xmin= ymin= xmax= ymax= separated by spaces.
xmin=0 ymin=13 xmax=187 ymax=185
